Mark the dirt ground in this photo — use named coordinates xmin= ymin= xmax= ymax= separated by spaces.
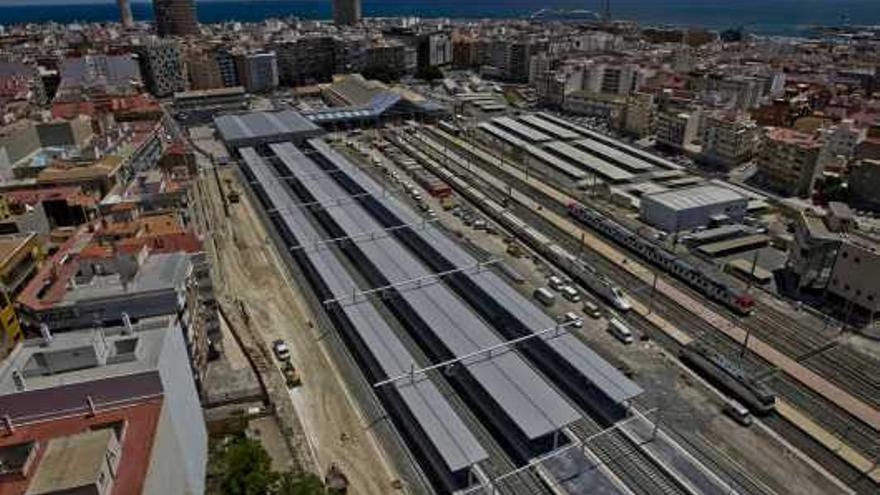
xmin=196 ymin=164 xmax=398 ymax=495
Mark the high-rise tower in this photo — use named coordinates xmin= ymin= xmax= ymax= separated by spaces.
xmin=153 ymin=0 xmax=200 ymax=37
xmin=117 ymin=0 xmax=134 ymax=28
xmin=333 ymin=0 xmax=362 ymax=26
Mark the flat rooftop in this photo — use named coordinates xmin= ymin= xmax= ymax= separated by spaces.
xmin=25 ymin=429 xmax=114 ymax=495
xmin=214 ymin=110 xmax=323 ymax=147
xmin=174 ymin=86 xmax=245 ymax=100
xmin=0 ymin=234 xmax=36 ymax=270
xmin=643 ymin=184 xmax=745 ymax=211
xmin=698 ymin=235 xmax=770 ymax=256
xmin=0 ymin=315 xmax=173 ymax=395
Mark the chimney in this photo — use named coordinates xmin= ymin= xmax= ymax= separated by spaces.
xmin=122 ymin=312 xmax=133 ymax=335
xmin=3 ymin=415 xmax=14 ymax=435
xmin=39 ymin=323 xmax=53 ymax=346
xmin=11 ymin=370 xmax=25 ymax=392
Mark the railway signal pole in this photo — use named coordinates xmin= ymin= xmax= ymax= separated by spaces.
xmin=648 ymin=271 xmax=659 ymax=314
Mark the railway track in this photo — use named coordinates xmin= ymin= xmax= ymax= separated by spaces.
xmin=568 ymin=421 xmax=690 ymax=495
xmin=381 ymin=135 xmax=702 ymax=495
xmin=409 ymin=127 xmax=880 ymax=479
xmin=769 ymin=377 xmax=880 ymax=460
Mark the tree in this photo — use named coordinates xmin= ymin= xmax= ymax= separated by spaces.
xmin=217 ymin=436 xmax=278 ymax=495
xmin=416 ymin=64 xmax=444 ymax=82
xmin=275 ymin=472 xmax=325 ymax=495
xmin=362 ymin=64 xmax=400 ymax=84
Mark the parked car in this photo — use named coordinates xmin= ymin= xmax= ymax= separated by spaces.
xmin=272 ymin=339 xmax=291 ymax=362
xmin=559 ymin=312 xmax=583 ymax=328
xmin=582 ymin=300 xmax=601 ymax=318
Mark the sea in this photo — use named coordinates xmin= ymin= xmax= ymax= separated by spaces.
xmin=0 ymin=0 xmax=879 ymax=37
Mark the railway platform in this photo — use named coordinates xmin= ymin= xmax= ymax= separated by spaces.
xmin=776 ymin=400 xmax=880 ymax=484
xmin=426 ymin=127 xmax=880 ymax=433
xmin=621 ymin=410 xmax=737 ymax=494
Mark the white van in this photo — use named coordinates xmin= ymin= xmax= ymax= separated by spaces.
xmin=607 ymin=318 xmax=634 ymax=344
xmin=534 ymin=287 xmax=556 ymax=307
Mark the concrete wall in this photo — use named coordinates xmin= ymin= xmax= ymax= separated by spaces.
xmin=156 ymin=318 xmax=207 ymax=494
xmin=827 ymin=241 xmax=880 ymax=313
xmin=143 ymin=399 xmax=199 ymax=495
xmin=640 ymin=195 xmax=747 ymax=232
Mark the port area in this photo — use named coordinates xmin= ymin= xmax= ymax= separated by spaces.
xmin=334 ymin=128 xmax=853 ymax=495
xmin=188 ymin=124 xmax=399 ymax=494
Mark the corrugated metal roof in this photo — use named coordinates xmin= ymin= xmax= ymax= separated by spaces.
xmin=477 ymin=123 xmax=587 ymax=180
xmin=492 ymin=116 xmax=553 ymax=142
xmin=572 ymin=138 xmax=655 ymax=172
xmin=644 ymin=184 xmax=745 ymax=211
xmin=534 ymin=112 xmax=684 ymax=171
xmin=280 ymin=141 xmax=581 ymax=439
xmin=518 ymin=115 xmax=580 ymax=141
xmin=240 ymin=147 xmax=488 ymax=472
xmin=543 ymin=141 xmax=635 ymax=182
xmin=214 ymin=110 xmax=321 ymax=145
xmin=299 ymin=140 xmax=642 ymax=406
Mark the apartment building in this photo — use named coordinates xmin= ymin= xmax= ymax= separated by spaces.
xmin=756 ymin=127 xmax=823 ymax=197
xmin=0 ymin=315 xmax=207 ymax=495
xmin=700 ymin=112 xmax=761 ymax=169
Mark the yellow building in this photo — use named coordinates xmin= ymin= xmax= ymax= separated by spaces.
xmin=0 ymin=233 xmax=44 ymax=351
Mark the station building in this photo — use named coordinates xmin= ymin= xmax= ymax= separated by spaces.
xmin=640 ymin=184 xmax=748 ymax=232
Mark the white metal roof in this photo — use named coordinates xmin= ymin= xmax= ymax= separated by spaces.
xmin=299 ymin=139 xmax=642 ymax=407
xmin=240 ymin=147 xmax=488 ymax=472
xmin=543 ymin=141 xmax=635 ymax=182
xmin=643 ymin=184 xmax=746 ymax=211
xmin=492 ymin=116 xmax=553 ymax=143
xmin=279 ymin=140 xmax=580 ymax=440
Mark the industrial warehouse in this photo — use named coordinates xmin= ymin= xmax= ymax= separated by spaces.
xmin=212 ymin=109 xmax=742 ymax=494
